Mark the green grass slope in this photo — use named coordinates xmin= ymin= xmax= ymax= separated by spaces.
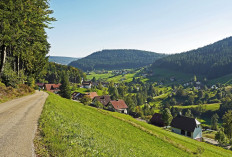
xmin=35 ymin=93 xmax=232 ymax=156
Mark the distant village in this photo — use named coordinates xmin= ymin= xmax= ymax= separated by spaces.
xmin=36 ymin=78 xmax=204 ymax=142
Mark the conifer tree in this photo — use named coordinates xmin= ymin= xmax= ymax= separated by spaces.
xmin=59 ymin=72 xmax=71 ymax=99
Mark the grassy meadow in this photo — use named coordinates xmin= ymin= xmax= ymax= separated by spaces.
xmin=35 ymin=93 xmax=232 ymax=157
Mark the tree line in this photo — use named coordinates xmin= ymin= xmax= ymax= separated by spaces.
xmin=0 ymin=0 xmax=55 ymax=87
xmin=151 ymin=37 xmax=232 ymax=79
xmin=69 ymin=49 xmax=166 ymax=71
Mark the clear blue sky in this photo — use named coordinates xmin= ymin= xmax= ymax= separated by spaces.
xmin=47 ymin=0 xmax=232 ymax=57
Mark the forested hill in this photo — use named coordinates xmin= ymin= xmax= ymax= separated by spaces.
xmin=151 ymin=37 xmax=232 ymax=79
xmin=49 ymin=56 xmax=80 ymax=65
xmin=69 ymin=49 xmax=166 ymax=71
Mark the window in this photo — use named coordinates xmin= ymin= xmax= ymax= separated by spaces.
xmin=187 ymin=132 xmax=191 ymax=137
xmin=181 ymin=130 xmax=185 ymax=135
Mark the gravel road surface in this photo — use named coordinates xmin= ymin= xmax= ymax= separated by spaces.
xmin=0 ymin=91 xmax=48 ymax=157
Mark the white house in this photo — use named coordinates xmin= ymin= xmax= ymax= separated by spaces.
xmin=82 ymin=81 xmax=92 ymax=89
xmin=171 ymin=115 xmax=202 ymax=141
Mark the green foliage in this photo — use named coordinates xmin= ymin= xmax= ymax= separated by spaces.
xmin=95 ymin=100 xmax=104 ymax=109
xmin=59 ymin=73 xmax=71 ymax=99
xmin=80 ymin=95 xmax=92 ymax=105
xmin=45 ymin=62 xmax=85 ymax=84
xmin=151 ymin=37 xmax=232 ymax=79
xmin=162 ymin=108 xmax=173 ymax=126
xmin=184 ymin=109 xmax=193 ymax=118
xmin=215 ymin=128 xmax=228 ymax=146
xmin=211 ymin=113 xmax=219 ymax=130
xmin=222 ymin=110 xmax=232 ymax=139
xmin=0 ymin=0 xmax=55 ymax=83
xmin=69 ymin=49 xmax=166 ymax=71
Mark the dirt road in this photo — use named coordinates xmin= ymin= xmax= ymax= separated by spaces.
xmin=0 ymin=91 xmax=48 ymax=157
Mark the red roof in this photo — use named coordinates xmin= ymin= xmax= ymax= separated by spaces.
xmin=110 ymin=100 xmax=128 ymax=110
xmin=36 ymin=83 xmax=45 ymax=87
xmin=45 ymin=84 xmax=61 ymax=93
xmin=86 ymin=92 xmax=98 ymax=99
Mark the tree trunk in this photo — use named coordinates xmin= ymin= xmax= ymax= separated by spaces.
xmin=17 ymin=56 xmax=20 ymax=76
xmin=0 ymin=45 xmax=7 ymax=75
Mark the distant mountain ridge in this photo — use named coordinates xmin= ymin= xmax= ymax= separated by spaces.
xmin=69 ymin=49 xmax=166 ymax=71
xmin=151 ymin=37 xmax=232 ymax=79
xmin=49 ymin=56 xmax=80 ymax=65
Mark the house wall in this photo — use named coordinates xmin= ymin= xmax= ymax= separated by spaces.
xmin=172 ymin=127 xmax=181 ymax=135
xmin=83 ymin=85 xmax=91 ymax=89
xmin=193 ymin=126 xmax=202 ymax=139
xmin=172 ymin=127 xmax=193 ymax=138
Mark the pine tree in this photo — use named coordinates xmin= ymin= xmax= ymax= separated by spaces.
xmin=211 ymin=113 xmax=219 ymax=130
xmin=59 ymin=72 xmax=71 ymax=99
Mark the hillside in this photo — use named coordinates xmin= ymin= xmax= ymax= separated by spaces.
xmin=69 ymin=49 xmax=166 ymax=71
xmin=34 ymin=93 xmax=232 ymax=156
xmin=49 ymin=56 xmax=80 ymax=65
xmin=151 ymin=37 xmax=232 ymax=79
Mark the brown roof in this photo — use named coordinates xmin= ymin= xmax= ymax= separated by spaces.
xmin=110 ymin=100 xmax=128 ymax=110
xmin=36 ymin=83 xmax=45 ymax=87
xmin=171 ymin=115 xmax=199 ymax=132
xmin=86 ymin=92 xmax=98 ymax=99
xmin=93 ymin=95 xmax=111 ymax=106
xmin=150 ymin=113 xmax=165 ymax=127
xmin=82 ymin=81 xmax=92 ymax=85
xmin=45 ymin=84 xmax=61 ymax=93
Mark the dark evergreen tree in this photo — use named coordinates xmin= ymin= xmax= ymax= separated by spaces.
xmin=59 ymin=72 xmax=71 ymax=99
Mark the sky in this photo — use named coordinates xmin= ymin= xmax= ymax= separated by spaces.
xmin=46 ymin=0 xmax=232 ymax=57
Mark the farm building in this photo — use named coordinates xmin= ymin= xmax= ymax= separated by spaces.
xmin=171 ymin=115 xmax=202 ymax=141
xmin=92 ymin=95 xmax=111 ymax=107
xmin=71 ymin=92 xmax=86 ymax=100
xmin=45 ymin=84 xmax=61 ymax=94
xmin=150 ymin=113 xmax=165 ymax=127
xmin=108 ymin=100 xmax=128 ymax=114
xmin=86 ymin=92 xmax=98 ymax=100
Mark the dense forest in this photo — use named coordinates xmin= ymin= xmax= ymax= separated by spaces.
xmin=69 ymin=49 xmax=166 ymax=71
xmin=49 ymin=56 xmax=80 ymax=65
xmin=151 ymin=37 xmax=232 ymax=79
xmin=45 ymin=62 xmax=86 ymax=84
xmin=0 ymin=0 xmax=55 ymax=87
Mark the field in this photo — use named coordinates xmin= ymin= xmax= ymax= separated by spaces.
xmin=148 ymin=68 xmax=195 ymax=84
xmin=208 ymin=73 xmax=232 ymax=85
xmin=35 ymin=93 xmax=232 ymax=156
xmin=86 ymin=70 xmax=148 ymax=83
xmin=174 ymin=103 xmax=221 ymax=112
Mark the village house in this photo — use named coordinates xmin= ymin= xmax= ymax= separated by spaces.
xmin=150 ymin=113 xmax=165 ymax=127
xmin=45 ymin=83 xmax=61 ymax=94
xmin=107 ymin=100 xmax=128 ymax=114
xmin=71 ymin=92 xmax=86 ymax=100
xmin=92 ymin=95 xmax=111 ymax=107
xmin=171 ymin=115 xmax=202 ymax=141
xmin=86 ymin=92 xmax=98 ymax=100
xmin=36 ymin=83 xmax=45 ymax=89
xmin=82 ymin=81 xmax=92 ymax=89
xmin=170 ymin=77 xmax=175 ymax=82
